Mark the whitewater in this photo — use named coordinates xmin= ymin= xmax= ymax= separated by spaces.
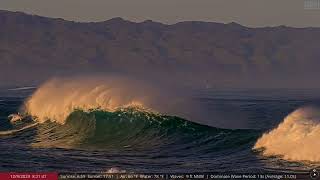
xmin=254 ymin=107 xmax=320 ymax=162
xmin=24 ymin=76 xmax=207 ymax=125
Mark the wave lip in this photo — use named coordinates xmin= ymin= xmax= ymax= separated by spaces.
xmin=24 ymin=77 xmax=155 ymax=124
xmin=254 ymin=106 xmax=320 ymax=162
xmin=23 ymin=76 xmax=220 ymax=128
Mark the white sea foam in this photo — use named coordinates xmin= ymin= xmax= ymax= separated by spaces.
xmin=24 ymin=75 xmax=251 ymax=128
xmin=24 ymin=76 xmax=203 ymax=125
xmin=105 ymin=167 xmax=126 ymax=173
xmin=8 ymin=113 xmax=23 ymax=123
xmin=254 ymin=106 xmax=320 ymax=162
xmin=24 ymin=76 xmax=156 ymax=124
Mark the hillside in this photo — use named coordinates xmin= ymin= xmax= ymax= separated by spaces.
xmin=0 ymin=10 xmax=320 ymax=88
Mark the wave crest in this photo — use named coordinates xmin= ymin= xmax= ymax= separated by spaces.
xmin=254 ymin=106 xmax=320 ymax=162
xmin=25 ymin=76 xmax=158 ymax=124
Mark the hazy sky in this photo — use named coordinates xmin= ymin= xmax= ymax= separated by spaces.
xmin=0 ymin=0 xmax=320 ymax=27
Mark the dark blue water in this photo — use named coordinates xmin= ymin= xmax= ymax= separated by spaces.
xmin=0 ymin=88 xmax=319 ymax=173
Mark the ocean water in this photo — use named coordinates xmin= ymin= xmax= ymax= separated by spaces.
xmin=0 ymin=85 xmax=320 ymax=174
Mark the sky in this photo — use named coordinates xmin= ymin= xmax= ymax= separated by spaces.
xmin=0 ymin=0 xmax=320 ymax=27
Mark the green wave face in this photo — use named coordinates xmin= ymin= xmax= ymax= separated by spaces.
xmin=32 ymin=108 xmax=259 ymax=151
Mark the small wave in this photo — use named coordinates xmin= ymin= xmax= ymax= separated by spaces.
xmin=0 ymin=122 xmax=38 ymax=136
xmin=254 ymin=106 xmax=320 ymax=162
xmin=105 ymin=167 xmax=126 ymax=173
xmin=7 ymin=86 xmax=37 ymax=91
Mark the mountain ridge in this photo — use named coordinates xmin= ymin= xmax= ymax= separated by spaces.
xmin=0 ymin=10 xmax=319 ymax=88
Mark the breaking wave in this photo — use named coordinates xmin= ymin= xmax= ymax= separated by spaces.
xmin=30 ymin=107 xmax=258 ymax=151
xmin=0 ymin=76 xmax=257 ymax=150
xmin=254 ymin=106 xmax=320 ymax=162
xmin=32 ymin=108 xmax=220 ymax=149
xmin=23 ymin=76 xmax=205 ymax=125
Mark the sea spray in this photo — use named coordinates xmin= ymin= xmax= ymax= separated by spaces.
xmin=254 ymin=106 xmax=320 ymax=162
xmin=24 ymin=76 xmax=212 ymax=126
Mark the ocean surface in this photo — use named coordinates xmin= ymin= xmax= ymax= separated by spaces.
xmin=0 ymin=86 xmax=320 ymax=174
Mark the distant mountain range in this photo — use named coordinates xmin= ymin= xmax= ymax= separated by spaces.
xmin=0 ymin=10 xmax=320 ymax=88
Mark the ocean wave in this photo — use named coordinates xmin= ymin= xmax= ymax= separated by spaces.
xmin=254 ymin=106 xmax=320 ymax=162
xmin=24 ymin=76 xmax=202 ymax=124
xmin=23 ymin=76 xmax=235 ymax=128
xmin=2 ymin=76 xmax=259 ymax=150
xmin=32 ymin=108 xmax=219 ymax=149
xmin=24 ymin=107 xmax=257 ymax=151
